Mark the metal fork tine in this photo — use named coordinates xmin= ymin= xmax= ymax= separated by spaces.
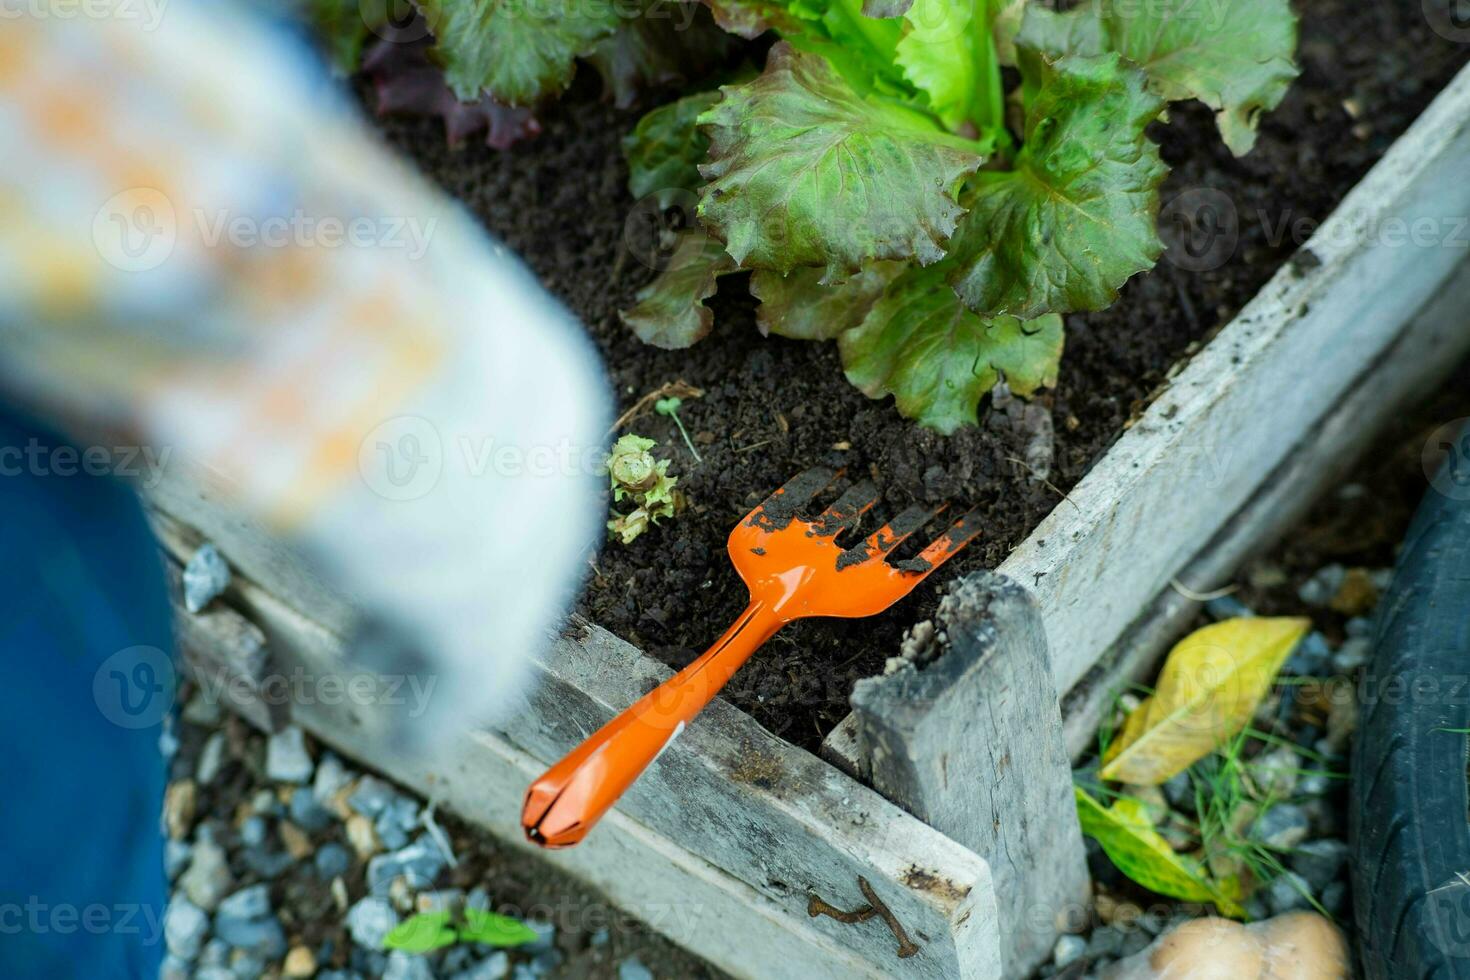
xmin=900 ymin=509 xmax=984 ymax=575
xmin=856 ymin=503 xmax=947 ymax=559
xmin=812 ymin=481 xmax=880 ymax=538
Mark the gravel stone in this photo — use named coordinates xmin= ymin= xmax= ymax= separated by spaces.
xmin=241 ymin=816 xmax=268 ymax=848
xmin=314 ymin=752 xmax=355 ymax=805
xmin=290 ymin=786 xmax=334 ymax=832
xmin=183 ymin=543 xmax=231 ymax=613
xmin=315 ymin=842 xmax=352 ymax=880
xmin=1291 ymin=839 xmax=1350 ymax=891
xmin=196 ymin=732 xmax=227 ymax=785
xmin=347 ymin=896 xmax=400 ymax=949
xmin=384 ymin=950 xmax=436 ymax=980
xmin=348 ymin=776 xmax=398 ymax=819
xmin=164 ymin=896 xmax=210 ymax=960
xmin=266 ymin=726 xmax=315 ymax=784
xmin=180 ymin=835 xmax=234 ymax=911
xmin=454 ymin=952 xmax=511 ymax=980
xmin=1284 ymin=631 xmax=1332 ymax=676
xmin=1204 ymin=595 xmax=1253 ymax=621
xmin=1332 ymin=637 xmax=1371 ymax=672
xmin=617 ymin=958 xmax=655 ymax=980
xmin=214 ymin=914 xmax=286 ymax=959
xmin=165 ymin=840 xmax=193 ymax=882
xmin=160 ymin=954 xmax=191 ymax=980
xmin=1250 ymin=803 xmax=1311 ymax=850
xmin=1266 ymin=872 xmax=1314 ymax=915
xmin=218 ymin=884 xmax=272 ymax=921
xmin=1053 ymin=934 xmax=1086 ymax=967
xmin=368 ymin=838 xmax=448 ymax=895
xmin=1298 ymin=565 xmax=1346 ymax=607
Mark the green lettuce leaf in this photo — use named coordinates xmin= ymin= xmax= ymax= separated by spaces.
xmin=620 ymin=231 xmax=737 ymax=348
xmin=1015 ymin=0 xmax=1298 ymax=155
xmin=946 ymin=51 xmax=1166 ymax=318
xmin=895 ymin=0 xmax=1003 ymax=135
xmin=624 ymin=90 xmax=721 ymax=207
xmin=838 ymin=265 xmax=1062 ymax=433
xmin=701 ymin=0 xmax=812 ymax=37
xmin=697 ymin=43 xmax=987 ymax=281
xmin=418 ymin=0 xmax=620 ymax=105
xmin=751 ymin=262 xmax=904 ymax=340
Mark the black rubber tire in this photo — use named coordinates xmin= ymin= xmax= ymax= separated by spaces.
xmin=1351 ymin=424 xmax=1470 ymax=980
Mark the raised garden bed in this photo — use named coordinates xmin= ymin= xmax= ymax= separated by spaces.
xmin=150 ymin=5 xmax=1470 ymax=977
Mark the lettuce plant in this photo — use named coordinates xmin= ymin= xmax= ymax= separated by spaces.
xmin=620 ymin=0 xmax=1298 ymax=432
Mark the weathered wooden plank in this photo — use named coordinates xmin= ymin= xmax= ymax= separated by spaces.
xmin=151 ymin=526 xmax=1003 ymax=979
xmin=845 ymin=573 xmax=1090 ymax=979
xmin=992 ymin=64 xmax=1470 ymax=702
xmin=1059 ymin=262 xmax=1470 ymax=757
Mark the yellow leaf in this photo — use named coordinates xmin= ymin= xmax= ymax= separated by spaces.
xmin=1100 ymin=617 xmax=1311 ymax=785
xmin=1074 ymin=787 xmax=1245 ymax=917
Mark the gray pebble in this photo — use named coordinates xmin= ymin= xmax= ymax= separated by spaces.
xmin=196 ymin=732 xmax=226 ymax=786
xmin=160 ymin=953 xmax=191 ymax=980
xmin=589 ymin=928 xmax=610 ymax=948
xmin=218 ymin=884 xmax=273 ymax=921
xmin=1250 ymin=803 xmax=1311 ymax=850
xmin=1084 ymin=925 xmax=1125 ymax=959
xmin=349 ymin=776 xmax=399 ymax=819
xmin=1204 ymin=595 xmax=1254 ymax=621
xmin=319 ymin=972 xmax=367 ymax=980
xmin=195 ymin=969 xmax=237 ymax=980
xmin=524 ymin=919 xmax=556 ymax=953
xmin=1321 ymin=880 xmax=1347 ymax=915
xmin=454 ymin=951 xmax=510 ymax=980
xmin=1266 ymin=872 xmax=1314 ymax=915
xmin=1053 ymin=934 xmax=1086 ymax=968
xmin=384 ymin=949 xmax=436 ymax=980
xmin=241 ymin=846 xmax=295 ymax=880
xmin=350 ymin=948 xmax=388 ymax=976
xmin=1298 ymin=771 xmax=1333 ymax=796
xmin=1284 ymin=631 xmax=1333 ymax=676
xmin=290 ymin=786 xmax=334 ymax=833
xmin=316 ymin=842 xmax=352 ymax=880
xmin=1346 ymin=616 xmax=1375 ymax=638
xmin=200 ymin=937 xmax=230 ymax=968
xmin=465 ymin=887 xmax=491 ymax=912
xmin=214 ymin=915 xmax=286 ymax=959
xmin=1332 ymin=637 xmax=1372 ymax=673
xmin=266 ymin=726 xmax=314 ymax=784
xmin=229 ymin=950 xmax=268 ymax=979
xmin=183 ymin=543 xmax=231 ymax=613
xmin=314 ymin=752 xmax=355 ymax=804
xmin=163 ymin=896 xmax=210 ymax=960
xmin=1298 ymin=565 xmax=1346 ymax=608
xmin=346 ymin=896 xmax=400 ymax=949
xmin=1119 ymin=928 xmax=1151 ymax=957
xmin=241 ymin=816 xmax=268 ymax=848
xmin=617 ymin=958 xmax=655 ymax=980
xmin=1162 ymin=772 xmax=1195 ymax=814
xmin=180 ymin=836 xmax=234 ymax=912
xmin=159 ymin=726 xmax=180 ymax=761
xmin=182 ymin=693 xmax=223 ymax=727
xmin=1291 ymin=839 xmax=1349 ymax=891
xmin=368 ymin=838 xmax=448 ymax=895
xmin=164 ymin=840 xmax=193 ymax=882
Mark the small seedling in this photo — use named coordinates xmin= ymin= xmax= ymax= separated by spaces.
xmin=655 ymin=395 xmax=702 ymax=462
xmin=383 ymin=908 xmax=539 ymax=953
xmin=606 ymin=433 xmax=682 ymax=545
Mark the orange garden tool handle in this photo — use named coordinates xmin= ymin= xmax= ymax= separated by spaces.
xmin=522 ymin=601 xmax=785 ymax=848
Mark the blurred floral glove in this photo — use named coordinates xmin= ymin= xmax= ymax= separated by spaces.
xmin=0 ymin=4 xmax=609 ymax=743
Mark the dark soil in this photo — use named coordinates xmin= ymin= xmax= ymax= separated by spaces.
xmin=367 ymin=0 xmax=1468 ymax=751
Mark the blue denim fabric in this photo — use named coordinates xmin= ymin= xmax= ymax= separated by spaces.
xmin=0 ymin=408 xmax=171 ymax=979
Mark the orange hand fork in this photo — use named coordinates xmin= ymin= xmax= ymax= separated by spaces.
xmin=522 ymin=468 xmax=983 ymax=849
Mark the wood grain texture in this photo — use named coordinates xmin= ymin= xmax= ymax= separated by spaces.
xmin=847 ymin=573 xmax=1090 ymax=979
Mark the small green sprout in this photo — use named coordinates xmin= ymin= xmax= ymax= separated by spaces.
xmin=383 ymin=909 xmax=538 ymax=953
xmin=655 ymin=395 xmax=702 ymax=462
xmin=606 ymin=433 xmax=681 ymax=545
